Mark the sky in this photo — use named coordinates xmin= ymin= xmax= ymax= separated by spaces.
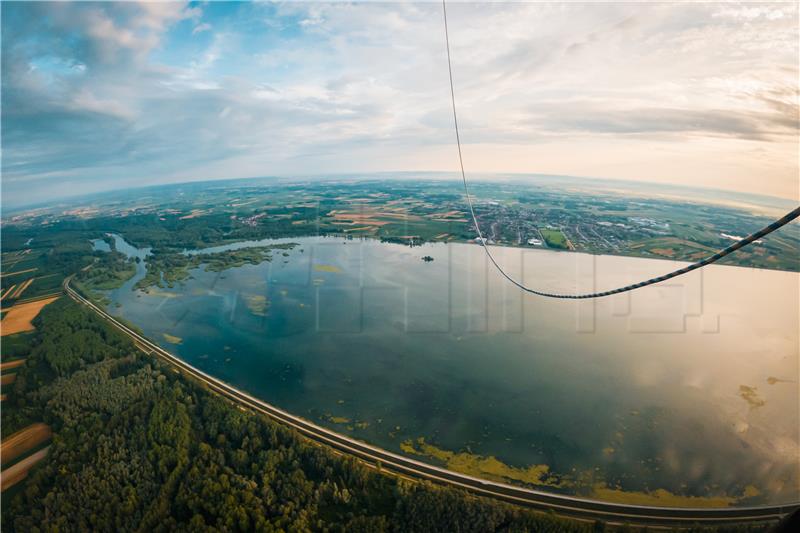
xmin=2 ymin=1 xmax=798 ymax=207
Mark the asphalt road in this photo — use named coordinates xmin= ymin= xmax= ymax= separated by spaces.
xmin=64 ymin=277 xmax=798 ymax=527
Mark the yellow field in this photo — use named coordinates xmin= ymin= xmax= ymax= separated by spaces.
xmin=0 ymin=359 xmax=26 ymax=372
xmin=649 ymin=248 xmax=676 ymax=257
xmin=1 ymin=423 xmax=52 ymax=467
xmin=327 ymin=206 xmax=422 ymax=227
xmin=0 ymin=285 xmax=16 ymax=302
xmin=1 ymin=446 xmax=50 ymax=492
xmin=179 ymin=209 xmax=208 ymax=219
xmin=9 ymin=278 xmax=35 ymax=300
xmin=1 ymin=296 xmax=60 ymax=336
xmin=1 ymin=268 xmax=37 ymax=278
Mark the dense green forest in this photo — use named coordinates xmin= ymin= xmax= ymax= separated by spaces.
xmin=2 ymin=299 xmax=776 ymax=532
xmin=78 ymin=250 xmax=137 ymax=291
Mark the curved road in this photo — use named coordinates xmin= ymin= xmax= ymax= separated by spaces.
xmin=64 ymin=277 xmax=798 ymax=526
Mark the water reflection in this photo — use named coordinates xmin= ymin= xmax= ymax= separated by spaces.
xmin=99 ymin=234 xmax=799 ymax=505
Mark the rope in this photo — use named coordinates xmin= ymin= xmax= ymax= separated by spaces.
xmin=441 ymin=0 xmax=800 ymax=299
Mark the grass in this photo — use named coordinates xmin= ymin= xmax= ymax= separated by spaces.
xmin=540 ymin=228 xmax=569 ymax=249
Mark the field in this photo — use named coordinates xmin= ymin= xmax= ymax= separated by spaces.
xmin=540 ymin=228 xmax=569 ymax=249
xmin=1 ymin=296 xmax=60 ymax=336
xmin=3 ymin=178 xmax=798 ymax=275
xmin=0 ymin=447 xmax=50 ymax=492
xmin=0 ymin=268 xmax=36 ymax=278
xmin=1 ymin=248 xmax=66 ymax=306
xmin=0 ymin=423 xmax=52 ymax=467
xmin=0 ymin=359 xmax=26 ymax=372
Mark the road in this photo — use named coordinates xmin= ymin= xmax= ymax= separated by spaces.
xmin=64 ymin=277 xmax=798 ymax=526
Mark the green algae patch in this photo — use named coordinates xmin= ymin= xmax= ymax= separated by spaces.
xmin=314 ymin=264 xmax=342 ymax=273
xmin=739 ymin=385 xmax=765 ymax=408
xmin=400 ymin=438 xmax=559 ymax=487
xmin=399 ymin=438 xmax=755 ymax=507
xmin=767 ymin=376 xmax=792 ymax=385
xmin=163 ymin=333 xmax=183 ymax=344
xmin=743 ymin=485 xmax=760 ymax=498
xmin=590 ymin=485 xmax=737 ymax=508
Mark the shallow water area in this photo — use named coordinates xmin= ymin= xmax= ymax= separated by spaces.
xmin=99 ymin=234 xmax=799 ymax=506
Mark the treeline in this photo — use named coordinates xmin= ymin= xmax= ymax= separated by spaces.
xmin=135 ymin=244 xmax=299 ymax=290
xmin=78 ymin=250 xmax=137 ymax=291
xmin=2 ymin=299 xmax=772 ymax=532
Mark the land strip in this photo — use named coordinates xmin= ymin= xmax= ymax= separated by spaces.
xmin=1 ymin=447 xmax=50 ymax=492
xmin=1 ymin=423 xmax=52 ymax=467
xmin=0 ymin=359 xmax=26 ymax=372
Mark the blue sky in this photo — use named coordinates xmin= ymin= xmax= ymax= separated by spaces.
xmin=2 ymin=1 xmax=798 ymax=207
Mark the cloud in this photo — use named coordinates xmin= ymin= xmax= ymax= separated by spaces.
xmin=519 ymin=104 xmax=798 ymax=141
xmin=193 ymin=22 xmax=212 ymax=35
xmin=1 ymin=1 xmax=798 ymax=207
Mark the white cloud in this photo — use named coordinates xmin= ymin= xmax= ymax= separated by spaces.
xmin=193 ymin=22 xmax=212 ymax=35
xmin=2 ymin=1 xmax=798 ymax=206
xmin=70 ymin=89 xmax=137 ymax=120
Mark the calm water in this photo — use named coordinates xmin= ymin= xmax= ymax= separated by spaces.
xmin=100 ymin=235 xmax=799 ymax=505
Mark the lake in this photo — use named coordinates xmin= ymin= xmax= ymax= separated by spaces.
xmin=99 ymin=234 xmax=799 ymax=506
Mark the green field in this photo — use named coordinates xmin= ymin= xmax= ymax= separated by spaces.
xmin=540 ymin=228 xmax=569 ymax=249
xmin=2 ymin=178 xmax=798 ymax=276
